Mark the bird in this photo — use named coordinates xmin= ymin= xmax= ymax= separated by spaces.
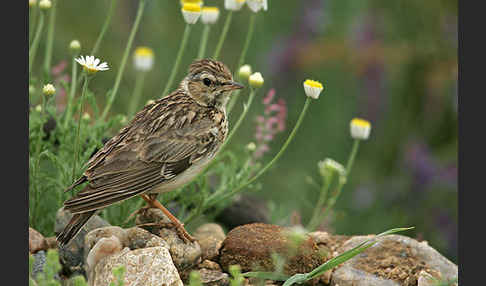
xmin=56 ymin=58 xmax=244 ymax=246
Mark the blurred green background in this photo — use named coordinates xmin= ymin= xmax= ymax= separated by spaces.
xmin=34 ymin=0 xmax=457 ymax=262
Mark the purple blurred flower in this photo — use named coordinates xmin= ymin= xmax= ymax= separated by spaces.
xmin=252 ymin=88 xmax=287 ymax=160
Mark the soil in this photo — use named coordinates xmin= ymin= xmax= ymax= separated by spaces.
xmin=353 ymin=239 xmax=441 ymax=286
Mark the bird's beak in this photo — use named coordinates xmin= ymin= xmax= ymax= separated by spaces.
xmin=225 ymin=81 xmax=244 ymax=91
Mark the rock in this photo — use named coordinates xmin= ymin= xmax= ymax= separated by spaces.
xmin=83 ymin=226 xmax=128 ymax=263
xmin=55 ymin=208 xmax=110 ymax=275
xmin=45 ymin=237 xmax=58 ymax=250
xmin=215 ymin=194 xmax=270 ymax=230
xmin=159 ymin=227 xmax=202 ymax=271
xmin=86 ymin=235 xmax=123 ymax=271
xmin=125 ymin=226 xmax=169 ymax=250
xmin=196 ymin=268 xmax=230 ymax=286
xmin=194 ymin=223 xmax=226 ymax=261
xmin=136 ymin=207 xmax=202 ymax=271
xmin=199 ymin=260 xmax=223 ymax=271
xmin=31 ymin=250 xmax=46 ymax=278
xmin=331 ymin=234 xmax=458 ymax=286
xmin=219 ymin=223 xmax=325 ymax=276
xmin=90 ymin=247 xmax=183 ymax=286
xmin=29 ymin=227 xmax=47 ymax=254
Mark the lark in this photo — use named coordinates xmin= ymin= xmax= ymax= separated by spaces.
xmin=57 ymin=59 xmax=244 ymax=246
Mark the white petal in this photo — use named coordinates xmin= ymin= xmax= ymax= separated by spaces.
xmin=93 ymin=58 xmax=100 ymax=67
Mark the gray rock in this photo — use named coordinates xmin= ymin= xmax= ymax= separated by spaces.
xmin=196 ymin=268 xmax=230 ymax=286
xmin=90 ymin=247 xmax=183 ymax=286
xmin=55 ymin=208 xmax=110 ymax=275
xmin=31 ymin=250 xmax=46 ymax=278
xmin=125 ymin=226 xmax=169 ymax=250
xmin=331 ymin=234 xmax=458 ymax=286
xmin=193 ymin=223 xmax=226 ymax=261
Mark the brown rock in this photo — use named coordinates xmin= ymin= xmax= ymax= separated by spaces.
xmin=219 ymin=223 xmax=325 ymax=276
xmin=86 ymin=235 xmax=124 ymax=271
xmin=29 ymin=227 xmax=47 ymax=254
xmin=83 ymin=226 xmax=128 ymax=264
xmin=125 ymin=227 xmax=169 ymax=250
xmin=45 ymin=236 xmax=58 ymax=250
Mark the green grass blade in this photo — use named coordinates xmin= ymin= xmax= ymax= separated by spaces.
xmin=242 ymin=272 xmax=290 ymax=281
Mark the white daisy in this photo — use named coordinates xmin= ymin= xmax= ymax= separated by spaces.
xmin=246 ymin=0 xmax=268 ymax=13
xmin=303 ymin=79 xmax=324 ymax=99
xmin=133 ymin=46 xmax=154 ymax=72
xmin=181 ymin=3 xmax=202 ymax=24
xmin=225 ymin=0 xmax=246 ymax=11
xmin=350 ymin=118 xmax=371 ymax=140
xmin=75 ymin=55 xmax=109 ymax=74
xmin=201 ymin=7 xmax=220 ymax=24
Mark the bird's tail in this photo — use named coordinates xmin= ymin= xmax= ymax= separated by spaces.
xmin=56 ymin=210 xmax=96 ymax=247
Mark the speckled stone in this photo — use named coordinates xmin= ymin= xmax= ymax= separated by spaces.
xmin=219 ymin=223 xmax=325 ymax=276
xmin=90 ymin=247 xmax=183 ymax=286
xmin=194 ymin=223 xmax=226 ymax=261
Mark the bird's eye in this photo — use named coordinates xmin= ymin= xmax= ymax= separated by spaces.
xmin=203 ymin=78 xmax=212 ymax=87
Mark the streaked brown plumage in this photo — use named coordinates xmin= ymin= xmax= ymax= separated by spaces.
xmin=57 ymin=59 xmax=244 ymax=246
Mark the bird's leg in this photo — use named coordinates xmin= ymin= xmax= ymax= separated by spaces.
xmin=139 ymin=194 xmax=196 ymax=243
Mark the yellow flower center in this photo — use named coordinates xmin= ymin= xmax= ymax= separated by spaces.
xmin=304 ymin=79 xmax=323 ymax=89
xmin=83 ymin=66 xmax=98 ymax=74
xmin=237 ymin=0 xmax=245 ymax=3
xmin=351 ymin=118 xmax=371 ymax=128
xmin=202 ymin=6 xmax=219 ymax=13
xmin=182 ymin=3 xmax=202 ymax=12
xmin=181 ymin=0 xmax=202 ymax=4
xmin=135 ymin=47 xmax=154 ymax=58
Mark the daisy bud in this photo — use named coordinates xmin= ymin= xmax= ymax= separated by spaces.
xmin=29 ymin=0 xmax=37 ymax=7
xmin=133 ymin=46 xmax=155 ymax=72
xmin=42 ymin=83 xmax=56 ymax=96
xmin=246 ymin=0 xmax=268 ymax=13
xmin=249 ymin=72 xmax=264 ymax=89
xmin=318 ymin=158 xmax=346 ymax=180
xmin=69 ymin=40 xmax=81 ymax=54
xmin=201 ymin=7 xmax=220 ymax=24
xmin=35 ymin=105 xmax=42 ymax=112
xmin=82 ymin=112 xmax=91 ymax=121
xmin=350 ymin=118 xmax=371 ymax=140
xmin=303 ymin=79 xmax=324 ymax=99
xmin=238 ymin=64 xmax=252 ymax=81
xmin=29 ymin=85 xmax=36 ymax=95
xmin=246 ymin=142 xmax=256 ymax=152
xmin=39 ymin=0 xmax=51 ymax=10
xmin=225 ymin=0 xmax=245 ymax=11
xmin=120 ymin=116 xmax=127 ymax=124
xmin=181 ymin=3 xmax=202 ymax=24
xmin=146 ymin=99 xmax=155 ymax=105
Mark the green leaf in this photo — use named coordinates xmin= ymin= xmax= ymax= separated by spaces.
xmin=242 ymin=272 xmax=289 ymax=281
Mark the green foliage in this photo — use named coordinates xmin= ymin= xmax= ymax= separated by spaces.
xmin=31 ymin=249 xmax=62 ymax=286
xmin=109 ymin=265 xmax=126 ymax=286
xmin=188 ymin=270 xmax=203 ymax=286
xmin=229 ymin=265 xmax=245 ymax=286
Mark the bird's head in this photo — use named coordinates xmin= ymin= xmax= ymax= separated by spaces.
xmin=182 ymin=58 xmax=244 ymax=109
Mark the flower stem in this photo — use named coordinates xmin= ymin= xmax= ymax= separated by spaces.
xmin=220 ymin=88 xmax=257 ymax=153
xmin=209 ymin=97 xmax=313 ymax=206
xmin=43 ymin=0 xmax=57 ymax=78
xmin=161 ymin=24 xmax=192 ymax=98
xmin=29 ymin=5 xmax=39 ymax=45
xmin=72 ymin=75 xmax=90 ymax=182
xmin=212 ymin=11 xmax=233 ymax=60
xmin=197 ymin=25 xmax=211 ymax=59
xmin=101 ymin=0 xmax=146 ymax=121
xmin=91 ymin=0 xmax=117 ymax=56
xmin=127 ymin=72 xmax=146 ymax=117
xmin=307 ymin=174 xmax=333 ymax=231
xmin=345 ymin=139 xmax=360 ymax=174
xmin=64 ymin=57 xmax=78 ymax=128
xmin=227 ymin=13 xmax=257 ymax=114
xmin=29 ymin=13 xmax=45 ymax=78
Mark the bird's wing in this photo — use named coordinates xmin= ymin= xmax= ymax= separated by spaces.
xmin=63 ymin=97 xmax=222 ymax=214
